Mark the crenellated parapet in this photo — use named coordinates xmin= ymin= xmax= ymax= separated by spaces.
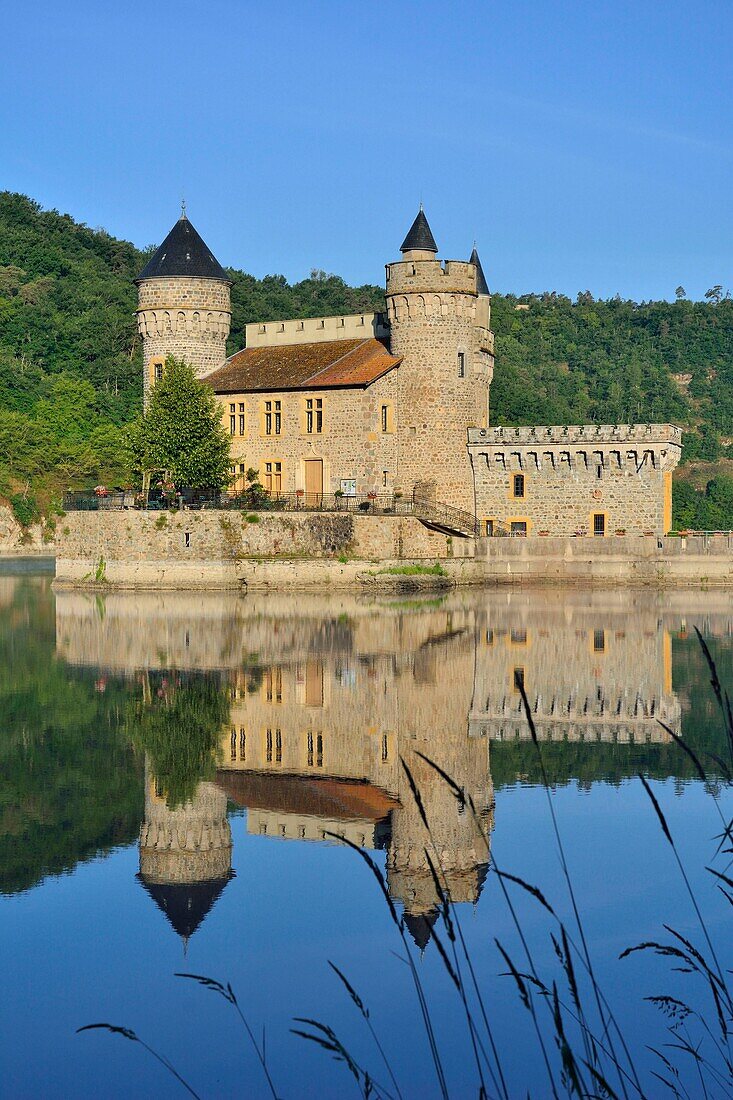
xmin=469 ymin=423 xmax=682 ymax=475
xmin=469 ymin=423 xmax=683 ymax=446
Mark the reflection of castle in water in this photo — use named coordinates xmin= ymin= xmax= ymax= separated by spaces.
xmin=217 ymin=615 xmax=493 ymax=947
xmin=138 ymin=764 xmax=233 ymax=946
xmin=56 ymin=588 xmax=727 ymax=946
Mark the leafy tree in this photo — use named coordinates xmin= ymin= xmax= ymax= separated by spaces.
xmin=128 ymin=357 xmax=231 ymax=490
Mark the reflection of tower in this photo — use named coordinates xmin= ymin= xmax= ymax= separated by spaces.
xmin=138 ymin=762 xmax=232 ymax=948
xmin=386 ymin=623 xmax=494 ymax=948
xmin=387 ymin=740 xmax=494 ymax=949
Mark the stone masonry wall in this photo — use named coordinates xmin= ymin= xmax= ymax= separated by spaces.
xmin=469 ymin=424 xmax=682 ymax=537
xmin=219 ymin=370 xmax=400 ymax=497
xmin=386 ymin=258 xmax=494 ymax=514
xmin=137 ymin=275 xmax=231 ymax=391
xmin=54 ymin=509 xmax=466 ymax=588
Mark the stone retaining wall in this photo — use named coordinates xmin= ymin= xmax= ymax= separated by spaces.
xmin=54 ymin=509 xmax=471 ymax=589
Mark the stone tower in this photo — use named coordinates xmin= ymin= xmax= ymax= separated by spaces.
xmin=135 ymin=212 xmax=232 ymax=397
xmin=385 ymin=209 xmax=495 ymax=512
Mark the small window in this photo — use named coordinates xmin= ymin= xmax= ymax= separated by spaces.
xmin=264 ymin=461 xmax=282 ymax=494
xmin=154 ymin=361 xmax=164 ymax=382
xmin=239 ymin=413 xmax=245 ymax=435
xmin=593 ymin=513 xmax=606 ymax=537
xmin=513 ymin=473 xmax=525 ymax=498
xmin=513 ymin=667 xmax=525 ymax=693
xmin=230 ymin=415 xmax=236 ymax=435
xmin=485 ymin=519 xmax=494 ymax=537
xmin=239 ymin=463 xmax=246 ymax=474
xmin=306 ymin=398 xmax=323 ymax=434
xmin=184 ymin=531 xmax=190 ymax=548
xmin=511 ymin=629 xmax=527 ymax=646
xmin=381 ymin=405 xmax=388 ymax=432
xmin=457 ymin=351 xmax=466 ymax=378
xmin=510 ymin=520 xmax=527 ymax=537
xmin=593 ymin=629 xmax=606 ymax=653
xmin=264 ymin=400 xmax=281 ymax=436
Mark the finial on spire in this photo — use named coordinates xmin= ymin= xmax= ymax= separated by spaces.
xmin=180 ymin=199 xmax=187 ymax=220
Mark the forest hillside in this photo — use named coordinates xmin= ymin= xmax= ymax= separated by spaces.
xmin=0 ymin=190 xmax=731 ymax=528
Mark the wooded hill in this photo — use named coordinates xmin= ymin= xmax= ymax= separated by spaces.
xmin=1 ymin=190 xmax=731 ymax=528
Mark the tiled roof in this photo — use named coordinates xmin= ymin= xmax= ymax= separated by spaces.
xmin=206 ymin=338 xmax=401 ymax=394
xmin=137 ymin=217 xmax=230 ymax=283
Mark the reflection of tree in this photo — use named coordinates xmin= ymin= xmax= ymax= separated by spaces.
xmin=127 ymin=673 xmax=229 ymax=808
xmin=0 ymin=578 xmax=141 ymax=895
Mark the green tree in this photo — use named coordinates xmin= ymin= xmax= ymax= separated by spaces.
xmin=128 ymin=357 xmax=231 ymax=490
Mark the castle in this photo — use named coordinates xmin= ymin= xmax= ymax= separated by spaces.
xmin=136 ymin=209 xmax=681 ymax=538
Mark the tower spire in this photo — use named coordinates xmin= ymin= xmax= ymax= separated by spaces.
xmin=400 ymin=207 xmax=438 ymax=255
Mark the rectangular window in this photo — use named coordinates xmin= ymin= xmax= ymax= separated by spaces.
xmin=381 ymin=405 xmax=388 ymax=432
xmin=229 ymin=415 xmax=236 ymax=435
xmin=264 ymin=461 xmax=282 ymax=494
xmin=239 ymin=410 xmax=245 ymax=435
xmin=458 ymin=351 xmax=466 ymax=378
xmin=306 ymin=398 xmax=323 ymax=434
xmin=593 ymin=629 xmax=606 ymax=653
xmin=154 ymin=361 xmax=164 ymax=382
xmin=239 ymin=727 xmax=246 ymax=761
xmin=381 ymin=733 xmax=389 ymax=762
xmin=513 ymin=473 xmax=525 ymax=498
xmin=266 ymin=728 xmax=273 ymax=764
xmin=513 ymin=667 xmax=525 ymax=693
xmin=485 ymin=519 xmax=494 ymax=537
xmin=593 ymin=513 xmax=606 ymax=537
xmin=265 ymin=400 xmax=282 ymax=435
xmin=510 ymin=520 xmax=528 ymax=537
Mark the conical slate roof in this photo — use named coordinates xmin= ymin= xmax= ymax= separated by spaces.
xmin=400 ymin=208 xmax=438 ymax=254
xmin=136 ymin=216 xmax=230 ymax=283
xmin=470 ymin=246 xmax=490 ymax=296
xmin=403 ymin=909 xmax=439 ymax=951
xmin=138 ymin=873 xmax=232 ymax=940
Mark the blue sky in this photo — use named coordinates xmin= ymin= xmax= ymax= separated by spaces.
xmin=1 ymin=0 xmax=731 ymax=300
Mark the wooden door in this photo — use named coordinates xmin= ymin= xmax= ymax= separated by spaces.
xmin=304 ymin=459 xmax=323 ymax=505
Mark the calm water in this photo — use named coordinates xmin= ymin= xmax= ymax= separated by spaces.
xmin=1 ymin=573 xmax=732 ymax=1098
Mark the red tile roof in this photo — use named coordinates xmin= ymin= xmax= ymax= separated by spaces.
xmin=206 ymin=338 xmax=401 ymax=394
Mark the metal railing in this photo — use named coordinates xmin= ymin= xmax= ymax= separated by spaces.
xmin=61 ymin=488 xmax=482 ymax=536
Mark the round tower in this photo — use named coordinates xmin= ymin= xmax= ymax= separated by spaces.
xmin=135 ymin=210 xmax=232 ymax=397
xmin=385 ymin=209 xmax=494 ymax=512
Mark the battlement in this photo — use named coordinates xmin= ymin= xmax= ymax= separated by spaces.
xmin=468 ymin=423 xmax=682 ymax=447
xmin=385 ymin=258 xmax=478 ymax=296
xmin=244 ymin=311 xmax=389 ymax=348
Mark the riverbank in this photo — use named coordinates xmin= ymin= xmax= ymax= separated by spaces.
xmin=51 ymin=511 xmax=733 ymax=590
